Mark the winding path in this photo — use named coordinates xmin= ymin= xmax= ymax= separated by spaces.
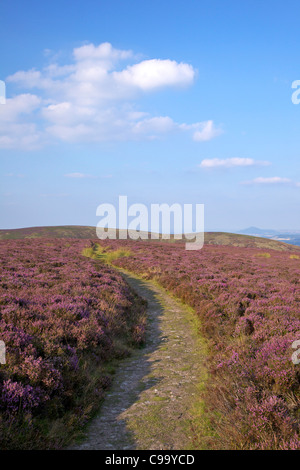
xmin=70 ymin=270 xmax=207 ymax=450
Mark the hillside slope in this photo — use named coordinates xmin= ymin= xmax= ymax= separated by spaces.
xmin=0 ymin=225 xmax=299 ymax=252
xmin=0 ymin=225 xmax=96 ymax=240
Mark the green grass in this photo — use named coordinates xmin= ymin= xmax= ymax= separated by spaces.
xmin=82 ymin=244 xmax=131 ymax=263
xmin=254 ymin=252 xmax=271 ymax=258
xmin=117 ymin=269 xmax=212 ymax=449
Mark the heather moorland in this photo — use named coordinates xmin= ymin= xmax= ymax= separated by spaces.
xmin=0 ymin=235 xmax=299 ymax=449
xmin=0 ymin=239 xmax=146 ymax=449
xmin=103 ymin=239 xmax=300 ymax=450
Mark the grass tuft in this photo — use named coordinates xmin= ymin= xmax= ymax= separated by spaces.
xmin=82 ymin=243 xmax=131 ymax=263
xmin=255 ymin=252 xmax=271 ymax=258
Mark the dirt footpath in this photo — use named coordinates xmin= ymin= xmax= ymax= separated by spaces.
xmin=70 ymin=270 xmax=207 ymax=450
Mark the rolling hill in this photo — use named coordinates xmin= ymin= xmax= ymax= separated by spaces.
xmin=237 ymin=227 xmax=300 ymax=247
xmin=0 ymin=225 xmax=299 ymax=252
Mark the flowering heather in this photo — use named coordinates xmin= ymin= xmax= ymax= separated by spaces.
xmin=103 ymin=239 xmax=300 ymax=450
xmin=0 ymin=239 xmax=146 ymax=449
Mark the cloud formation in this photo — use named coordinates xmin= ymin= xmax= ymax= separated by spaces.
xmin=0 ymin=42 xmax=222 ymax=150
xmin=64 ymin=172 xmax=93 ymax=178
xmin=199 ymin=157 xmax=270 ymax=169
xmin=242 ymin=177 xmax=291 ymax=185
xmin=193 ymin=121 xmax=223 ymax=142
xmin=114 ymin=59 xmax=195 ymax=91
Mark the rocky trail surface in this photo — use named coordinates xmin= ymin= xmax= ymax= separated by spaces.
xmin=70 ymin=270 xmax=207 ymax=450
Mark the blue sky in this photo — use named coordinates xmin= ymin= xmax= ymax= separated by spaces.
xmin=1 ymin=0 xmax=300 ymax=231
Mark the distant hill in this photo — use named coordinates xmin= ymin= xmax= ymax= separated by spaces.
xmin=204 ymin=232 xmax=300 ymax=251
xmin=238 ymin=226 xmax=278 ymax=236
xmin=237 ymin=227 xmax=300 ymax=247
xmin=1 ymin=225 xmax=300 ymax=252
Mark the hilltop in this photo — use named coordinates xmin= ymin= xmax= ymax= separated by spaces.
xmin=0 ymin=225 xmax=299 ymax=252
xmin=0 ymin=225 xmax=96 ymax=240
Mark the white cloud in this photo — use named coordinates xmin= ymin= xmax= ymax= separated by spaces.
xmin=64 ymin=172 xmax=112 ymax=179
xmin=0 ymin=94 xmax=42 ymax=149
xmin=242 ymin=176 xmax=291 ymax=185
xmin=133 ymin=116 xmax=176 ymax=135
xmin=192 ymin=120 xmax=223 ymax=142
xmin=73 ymin=42 xmax=133 ymax=63
xmin=8 ymin=70 xmax=42 ymax=87
xmin=0 ymin=122 xmax=42 ymax=150
xmin=64 ymin=172 xmax=92 ymax=178
xmin=132 ymin=116 xmax=222 ymax=143
xmin=1 ymin=42 xmax=221 ymax=149
xmin=0 ymin=94 xmax=41 ymax=121
xmin=40 ymin=193 xmax=69 ymax=197
xmin=114 ymin=59 xmax=195 ymax=91
xmin=199 ymin=157 xmax=270 ymax=168
xmin=5 ymin=173 xmax=25 ymax=178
